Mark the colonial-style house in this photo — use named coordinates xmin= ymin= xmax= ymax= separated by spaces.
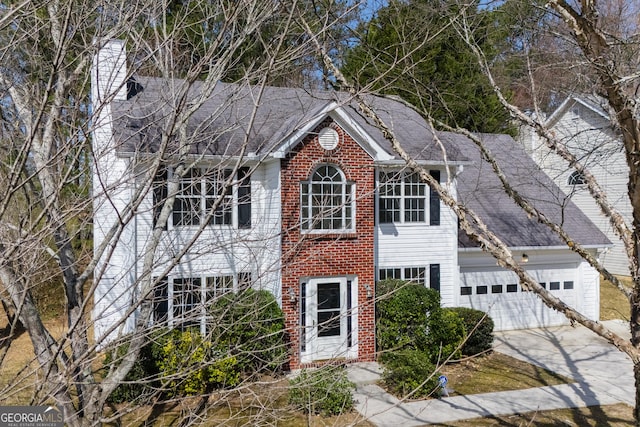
xmin=520 ymin=95 xmax=630 ymax=277
xmin=91 ymin=40 xmax=609 ymax=369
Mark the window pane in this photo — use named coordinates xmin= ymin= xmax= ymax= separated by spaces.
xmin=206 ymin=276 xmax=233 ymax=300
xmin=318 ymin=283 xmax=340 ymax=310
xmin=153 ymin=277 xmax=168 ymax=323
xmin=404 ymin=267 xmax=425 ymax=284
xmin=317 ymin=311 xmax=341 ymax=337
xmin=302 ymin=165 xmax=353 ymax=231
xmin=563 ymin=281 xmax=574 ymax=290
xmin=460 ymin=286 xmax=472 ymax=295
xmin=379 ymin=170 xmax=426 ymax=224
xmin=173 ymin=278 xmax=201 ymax=328
xmin=506 ymin=284 xmax=518 ymax=293
xmin=238 ymin=272 xmax=252 ymax=291
xmin=492 ymin=285 xmax=503 ymax=293
xmin=477 ymin=285 xmax=488 ymax=295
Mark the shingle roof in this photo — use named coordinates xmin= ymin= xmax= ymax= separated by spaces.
xmin=456 ymin=133 xmax=611 ymax=248
xmin=111 ymin=76 xmax=467 ymax=163
xmin=112 ymin=76 xmax=609 ymax=249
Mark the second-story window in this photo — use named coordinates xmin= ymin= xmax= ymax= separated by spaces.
xmin=164 ymin=166 xmax=251 ymax=229
xmin=378 ymin=169 xmax=440 ymax=225
xmin=301 ymin=164 xmax=355 ymax=232
xmin=173 ymin=168 xmax=232 ymax=226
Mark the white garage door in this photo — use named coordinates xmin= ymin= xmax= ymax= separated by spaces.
xmin=459 ymin=264 xmax=579 ymax=331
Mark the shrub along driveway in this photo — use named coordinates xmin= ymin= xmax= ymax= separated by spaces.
xmin=350 ymin=320 xmax=633 ymax=426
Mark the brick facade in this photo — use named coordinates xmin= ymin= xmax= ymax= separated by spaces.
xmin=281 ymin=119 xmax=376 ymax=369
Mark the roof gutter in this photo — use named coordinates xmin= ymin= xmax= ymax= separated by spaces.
xmin=458 ymin=243 xmax=613 ymax=252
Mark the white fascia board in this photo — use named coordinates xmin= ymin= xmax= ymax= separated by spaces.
xmin=118 ymin=151 xmax=261 ymax=165
xmin=458 ymin=243 xmax=612 ymax=253
xmin=574 ymin=97 xmax=608 ymax=119
xmin=545 ymin=97 xmax=575 ymax=127
xmin=375 ymin=159 xmax=471 ymax=167
xmin=271 ymin=102 xmax=340 ymax=159
xmin=546 ymin=96 xmax=608 ymax=127
xmin=329 ymin=108 xmax=395 ymax=161
xmin=270 ymin=103 xmax=396 ymax=162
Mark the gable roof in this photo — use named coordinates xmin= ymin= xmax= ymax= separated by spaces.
xmin=545 ymin=94 xmax=610 ymax=127
xmin=456 ymin=133 xmax=610 ymax=249
xmin=109 ymin=76 xmax=608 ymax=250
xmin=111 ymin=76 xmax=469 ymax=164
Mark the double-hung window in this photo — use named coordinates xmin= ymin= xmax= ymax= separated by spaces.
xmin=173 ymin=168 xmax=232 ymax=226
xmin=301 ymin=164 xmax=355 ymax=232
xmin=378 ymin=169 xmax=440 ymax=225
xmin=155 ymin=166 xmax=251 ymax=229
xmin=153 ymin=273 xmax=253 ymax=333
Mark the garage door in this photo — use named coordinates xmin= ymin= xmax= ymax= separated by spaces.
xmin=459 ymin=264 xmax=578 ymax=330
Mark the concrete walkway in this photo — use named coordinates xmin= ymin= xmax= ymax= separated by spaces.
xmin=347 ymin=320 xmax=634 ymax=426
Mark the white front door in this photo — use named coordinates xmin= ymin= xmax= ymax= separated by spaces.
xmin=302 ymin=277 xmax=350 ymax=362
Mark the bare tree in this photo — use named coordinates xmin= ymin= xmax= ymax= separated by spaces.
xmin=0 ymin=1 xmax=355 ymax=425
xmin=300 ymin=0 xmax=640 ymax=423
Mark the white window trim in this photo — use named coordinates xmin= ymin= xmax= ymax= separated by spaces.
xmin=377 ymin=169 xmax=429 ymax=225
xmin=169 ymin=167 xmax=238 ymax=229
xmin=300 ymin=164 xmax=356 ymax=234
xmin=377 ymin=266 xmax=427 ymax=286
xmin=166 ymin=273 xmax=251 ymax=334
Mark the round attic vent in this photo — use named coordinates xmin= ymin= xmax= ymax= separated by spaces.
xmin=317 ymin=127 xmax=339 ymax=150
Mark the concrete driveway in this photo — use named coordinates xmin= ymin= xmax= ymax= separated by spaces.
xmin=350 ymin=319 xmax=635 ymax=426
xmin=495 ymin=319 xmax=634 ymax=408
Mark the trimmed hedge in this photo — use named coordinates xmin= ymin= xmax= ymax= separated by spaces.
xmin=289 ymin=366 xmax=355 ymax=416
xmin=445 ymin=307 xmax=494 ymax=356
xmin=375 ymin=279 xmax=441 ymax=352
xmin=381 ymin=349 xmax=439 ymax=399
xmin=426 ymin=307 xmax=466 ymax=363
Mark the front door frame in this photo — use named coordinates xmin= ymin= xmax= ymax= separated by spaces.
xmin=300 ymin=276 xmax=359 ymax=364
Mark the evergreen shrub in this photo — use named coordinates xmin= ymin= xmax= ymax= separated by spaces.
xmin=381 ymin=349 xmax=439 ymax=399
xmin=375 ymin=279 xmax=440 ymax=352
xmin=446 ymin=307 xmax=494 ymax=356
xmin=211 ymin=288 xmax=287 ymax=373
xmin=426 ymin=307 xmax=466 ymax=363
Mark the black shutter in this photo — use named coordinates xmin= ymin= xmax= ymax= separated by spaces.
xmin=153 ymin=277 xmax=168 ymax=323
xmin=347 ymin=280 xmax=352 ymax=348
xmin=238 ymin=167 xmax=251 ymax=229
xmin=429 ymin=170 xmax=440 ymax=226
xmin=429 ymin=264 xmax=440 ymax=292
xmin=300 ymin=283 xmax=306 ymax=352
xmin=152 ymin=166 xmax=168 ymax=230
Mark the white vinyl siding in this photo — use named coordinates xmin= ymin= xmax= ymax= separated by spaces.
xmin=137 ymin=161 xmax=283 ymax=310
xmin=377 ymin=167 xmax=457 ymax=306
xmin=528 ymin=99 xmax=630 ymax=275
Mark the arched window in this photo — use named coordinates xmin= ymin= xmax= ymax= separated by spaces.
xmin=301 ymin=164 xmax=355 ymax=232
xmin=568 ymin=171 xmax=586 ymax=186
